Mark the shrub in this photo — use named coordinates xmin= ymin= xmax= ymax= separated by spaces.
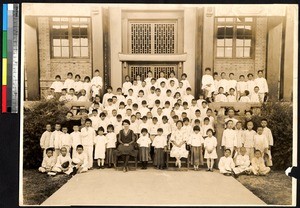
xmin=251 ymin=102 xmax=293 ymax=170
xmin=23 ymin=100 xmax=69 ymax=169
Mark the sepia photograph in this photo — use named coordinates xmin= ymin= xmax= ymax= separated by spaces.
xmin=20 ymin=3 xmax=298 ymax=206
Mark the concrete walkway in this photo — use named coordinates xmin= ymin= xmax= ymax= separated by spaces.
xmin=42 ymin=169 xmax=265 ymax=206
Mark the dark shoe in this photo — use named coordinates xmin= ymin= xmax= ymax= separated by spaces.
xmin=126 ymin=167 xmax=129 ymax=172
xmin=97 ymin=166 xmax=101 ymax=169
xmin=108 ymin=164 xmax=112 ymax=168
xmin=101 ymin=166 xmax=105 ymax=169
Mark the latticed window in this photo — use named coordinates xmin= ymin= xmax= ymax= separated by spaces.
xmin=215 ymin=17 xmax=255 ymax=58
xmin=130 ymin=21 xmax=177 ymax=54
xmin=50 ymin=17 xmax=90 ymax=58
xmin=128 ymin=64 xmax=179 ymax=81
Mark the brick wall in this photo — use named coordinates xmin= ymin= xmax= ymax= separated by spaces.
xmin=214 ymin=17 xmax=267 ymax=79
xmin=37 ymin=17 xmax=92 ymax=98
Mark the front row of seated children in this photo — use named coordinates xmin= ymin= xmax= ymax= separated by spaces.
xmin=39 ymin=125 xmax=271 ymax=177
xmin=218 ymin=148 xmax=270 ymax=177
xmin=38 ymin=145 xmax=89 ymax=176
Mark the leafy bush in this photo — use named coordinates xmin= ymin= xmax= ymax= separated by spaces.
xmin=23 ymin=100 xmax=69 ymax=169
xmin=251 ymin=102 xmax=293 ymax=170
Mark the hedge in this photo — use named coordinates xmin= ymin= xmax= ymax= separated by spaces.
xmin=23 ymin=100 xmax=69 ymax=169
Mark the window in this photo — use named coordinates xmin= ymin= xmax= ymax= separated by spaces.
xmin=130 ymin=21 xmax=177 ymax=54
xmin=50 ymin=17 xmax=90 ymax=58
xmin=215 ymin=17 xmax=255 ymax=58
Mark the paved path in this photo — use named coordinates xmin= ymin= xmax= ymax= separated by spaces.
xmin=42 ymin=169 xmax=265 ymax=206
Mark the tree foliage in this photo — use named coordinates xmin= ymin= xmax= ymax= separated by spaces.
xmin=23 ymin=100 xmax=69 ymax=169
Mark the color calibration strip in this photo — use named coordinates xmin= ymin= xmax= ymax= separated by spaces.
xmin=2 ymin=4 xmax=19 ymax=113
xmin=2 ymin=4 xmax=8 ymax=113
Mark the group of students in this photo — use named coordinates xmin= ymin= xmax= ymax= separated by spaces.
xmin=39 ymin=69 xmax=272 ymax=176
xmin=202 ymin=68 xmax=269 ymax=103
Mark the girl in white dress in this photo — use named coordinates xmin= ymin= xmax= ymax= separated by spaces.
xmin=83 ymin=76 xmax=92 ymax=101
xmin=94 ymin=127 xmax=108 ymax=169
xmin=204 ymin=128 xmax=218 ymax=171
xmin=122 ymin=75 xmax=132 ymax=96
xmin=170 ymin=120 xmax=189 ymax=168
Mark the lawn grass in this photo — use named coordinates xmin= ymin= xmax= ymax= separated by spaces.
xmin=22 ymin=169 xmax=71 ymax=205
xmin=236 ymin=170 xmax=293 ymax=205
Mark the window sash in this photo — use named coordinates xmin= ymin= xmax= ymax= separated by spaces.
xmin=215 ymin=17 xmax=255 ymax=59
xmin=50 ymin=17 xmax=91 ymax=59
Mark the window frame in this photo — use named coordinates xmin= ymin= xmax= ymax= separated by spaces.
xmin=214 ymin=17 xmax=256 ymax=59
xmin=128 ymin=19 xmax=179 ymax=55
xmin=49 ymin=17 xmax=91 ymax=59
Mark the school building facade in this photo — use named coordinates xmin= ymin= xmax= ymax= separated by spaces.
xmin=22 ymin=4 xmax=297 ymax=101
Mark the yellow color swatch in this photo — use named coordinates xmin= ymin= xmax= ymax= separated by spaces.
xmin=2 ymin=58 xmax=7 ymax=85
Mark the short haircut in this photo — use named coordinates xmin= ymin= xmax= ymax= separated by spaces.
xmin=229 ymin=73 xmax=234 ymax=76
xmin=244 ymin=90 xmax=250 ymax=96
xmin=107 ymin=124 xmax=114 ymax=130
xmin=142 ymin=100 xmax=147 ymax=105
xmin=257 ymin=70 xmax=263 ymax=74
xmin=84 ymin=76 xmax=91 ymax=81
xmin=194 ymin=119 xmax=200 ymax=123
xmin=100 ymin=112 xmax=106 ymax=117
xmin=85 ymin=118 xmax=92 ymax=123
xmin=247 ymin=73 xmax=254 ymax=77
xmin=206 ymin=128 xmax=214 ymax=134
xmin=97 ymin=127 xmax=105 ymax=132
xmin=183 ymin=117 xmax=189 ymax=122
xmin=55 ymin=75 xmax=61 ymax=79
xmin=239 ymin=75 xmax=245 ymax=78
xmin=69 ymin=88 xmax=75 ymax=91
xmin=67 ymin=72 xmax=73 ymax=76
xmin=229 ymin=88 xmax=235 ymax=91
xmin=46 ymin=147 xmax=54 ymax=153
xmin=157 ymin=128 xmax=163 ymax=132
xmin=176 ymin=120 xmax=183 ymax=125
xmin=193 ymin=125 xmax=200 ymax=131
xmin=141 ymin=128 xmax=148 ymax=133
xmin=186 ymin=87 xmax=192 ymax=91
xmin=205 ymin=67 xmax=211 ymax=71
xmin=122 ymin=119 xmax=131 ymax=125
xmin=181 ymin=73 xmax=187 ymax=78
xmin=204 ymin=117 xmax=210 ymax=121
xmin=76 ymin=144 xmax=84 ymax=150
xmin=75 ymin=74 xmax=81 ymax=79
xmin=107 ymin=86 xmax=113 ymax=90
xmin=162 ymin=116 xmax=168 ymax=120
xmin=155 ymin=100 xmax=161 ymax=104
xmin=225 ymin=148 xmax=231 ymax=153
xmin=261 ymin=118 xmax=268 ymax=122
xmin=95 ymin=69 xmax=100 ymax=73
xmin=255 ymin=149 xmax=262 ymax=154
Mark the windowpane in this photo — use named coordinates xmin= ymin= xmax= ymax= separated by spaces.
xmin=72 ymin=38 xmax=80 ymax=46
xmin=217 ymin=47 xmax=224 ymax=57
xmin=225 ymin=47 xmax=232 ymax=57
xmin=236 ymin=47 xmax=244 ymax=57
xmin=81 ymin=47 xmax=89 ymax=57
xmin=217 ymin=39 xmax=224 ymax=46
xmin=81 ymin=38 xmax=88 ymax=46
xmin=73 ymin=47 xmax=81 ymax=57
xmin=80 ymin=18 xmax=88 ymax=22
xmin=225 ymin=39 xmax=232 ymax=46
xmin=215 ymin=17 xmax=254 ymax=58
xmin=244 ymin=39 xmax=251 ymax=46
xmin=53 ymin=47 xmax=61 ymax=57
xmin=52 ymin=17 xmax=61 ymax=22
xmin=61 ymin=47 xmax=69 ymax=57
xmin=71 ymin=18 xmax=80 ymax=22
xmin=236 ymin=39 xmax=244 ymax=46
xmin=72 ymin=25 xmax=80 ymax=36
xmin=53 ymin=39 xmax=61 ymax=46
xmin=51 ymin=17 xmax=91 ymax=58
xmin=61 ymin=38 xmax=69 ymax=46
xmin=244 ymin=47 xmax=251 ymax=57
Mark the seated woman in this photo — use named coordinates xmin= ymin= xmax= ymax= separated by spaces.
xmin=170 ymin=120 xmax=189 ymax=168
xmin=114 ymin=119 xmax=138 ymax=172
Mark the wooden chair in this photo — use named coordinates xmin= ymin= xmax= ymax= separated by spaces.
xmin=166 ymin=137 xmax=190 ymax=169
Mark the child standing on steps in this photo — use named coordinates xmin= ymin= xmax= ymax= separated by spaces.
xmin=94 ymin=127 xmax=108 ymax=169
xmin=204 ymin=129 xmax=218 ymax=171
xmin=188 ymin=125 xmax=204 ymax=171
xmin=137 ymin=128 xmax=152 ymax=169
